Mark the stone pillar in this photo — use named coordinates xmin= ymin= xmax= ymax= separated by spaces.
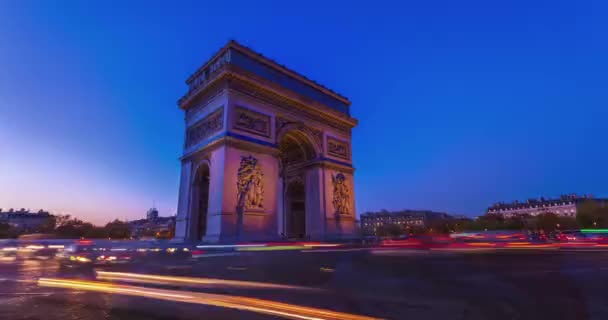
xmin=304 ymin=166 xmax=325 ymax=240
xmin=206 ymin=146 xmax=279 ymax=243
xmin=276 ymin=173 xmax=284 ymax=238
xmin=203 ymin=146 xmax=227 ymax=243
xmin=172 ymin=161 xmax=192 ymax=243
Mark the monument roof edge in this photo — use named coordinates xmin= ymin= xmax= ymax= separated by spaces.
xmin=185 ymin=40 xmax=351 ymax=106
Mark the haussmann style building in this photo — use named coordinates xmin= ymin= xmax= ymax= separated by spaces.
xmin=486 ymin=194 xmax=608 ymax=218
xmin=172 ymin=41 xmax=358 ymax=243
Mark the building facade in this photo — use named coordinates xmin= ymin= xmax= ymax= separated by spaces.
xmin=0 ymin=209 xmax=53 ymax=233
xmin=173 ymin=41 xmax=358 ymax=243
xmin=129 ymin=208 xmax=175 ymax=239
xmin=360 ymin=210 xmax=451 ymax=235
xmin=487 ymin=194 xmax=607 ymax=218
xmin=146 ymin=207 xmax=159 ymax=221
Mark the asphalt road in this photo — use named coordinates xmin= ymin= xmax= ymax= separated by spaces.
xmin=2 ymin=249 xmax=608 ymax=319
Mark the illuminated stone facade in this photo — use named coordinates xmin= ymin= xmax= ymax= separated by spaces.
xmin=173 ymin=41 xmax=358 ymax=243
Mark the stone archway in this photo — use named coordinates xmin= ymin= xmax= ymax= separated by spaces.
xmin=191 ymin=162 xmax=210 ymax=240
xmin=278 ymin=129 xmax=317 ymax=239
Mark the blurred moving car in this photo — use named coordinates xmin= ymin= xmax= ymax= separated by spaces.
xmin=57 ymin=242 xmax=97 ymax=269
xmin=558 ymin=231 xmax=587 ymax=241
xmin=0 ymin=241 xmax=19 ymax=261
xmin=57 ymin=242 xmax=134 ymax=269
xmin=527 ymin=232 xmax=548 ymax=242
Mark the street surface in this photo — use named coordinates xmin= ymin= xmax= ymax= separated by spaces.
xmin=1 ymin=248 xmax=608 ymax=319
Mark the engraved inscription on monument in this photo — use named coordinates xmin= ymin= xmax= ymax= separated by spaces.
xmin=186 ymin=107 xmax=224 ymax=147
xmin=327 ymin=137 xmax=349 ymax=160
xmin=234 ymin=107 xmax=271 ymax=138
xmin=188 ymin=51 xmax=231 ymax=93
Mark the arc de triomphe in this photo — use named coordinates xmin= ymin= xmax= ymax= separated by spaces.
xmin=173 ymin=41 xmax=357 ymax=243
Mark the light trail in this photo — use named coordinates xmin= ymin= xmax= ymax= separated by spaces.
xmin=237 ymin=245 xmax=308 ymax=251
xmin=304 ymin=248 xmax=370 ymax=253
xmin=196 ymin=244 xmax=267 ymax=249
xmin=96 ymin=271 xmax=319 ymax=291
xmin=195 ymin=242 xmax=341 ymax=251
xmin=38 ymin=278 xmax=380 ymax=320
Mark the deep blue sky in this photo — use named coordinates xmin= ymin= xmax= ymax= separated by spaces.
xmin=1 ymin=0 xmax=607 ymax=224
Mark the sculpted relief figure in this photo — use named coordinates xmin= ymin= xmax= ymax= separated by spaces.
xmin=237 ymin=156 xmax=264 ymax=210
xmin=332 ymin=173 xmax=350 ymax=215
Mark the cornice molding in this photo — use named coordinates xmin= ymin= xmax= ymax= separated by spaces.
xmin=181 ymin=133 xmax=280 ymax=162
xmin=226 ymin=65 xmax=357 ymax=127
xmin=179 ymin=68 xmax=357 ymax=135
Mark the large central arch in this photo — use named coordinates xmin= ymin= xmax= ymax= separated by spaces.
xmin=278 ymin=128 xmax=318 ymax=239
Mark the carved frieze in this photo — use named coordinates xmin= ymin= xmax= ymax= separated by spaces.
xmin=331 ymin=173 xmax=351 ymax=215
xmin=185 ymin=81 xmax=226 ymax=121
xmin=275 ymin=116 xmax=290 ymax=132
xmin=327 ymin=137 xmax=349 ymax=160
xmin=230 ymin=79 xmax=352 ymax=135
xmin=237 ymin=156 xmax=264 ymax=210
xmin=302 ymin=126 xmax=323 ymax=150
xmin=186 ymin=107 xmax=224 ymax=147
xmin=234 ymin=107 xmax=271 ymax=138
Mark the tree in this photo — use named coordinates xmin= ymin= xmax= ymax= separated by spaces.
xmin=386 ymin=224 xmax=404 ymax=238
xmin=536 ymin=213 xmax=559 ymax=232
xmin=54 ymin=216 xmax=94 ymax=238
xmin=557 ymin=216 xmax=578 ymax=230
xmin=104 ymin=219 xmax=131 ymax=239
xmin=38 ymin=216 xmax=57 ymax=233
xmin=375 ymin=225 xmax=389 ymax=237
xmin=84 ymin=227 xmax=108 ymax=239
xmin=504 ymin=216 xmax=526 ymax=230
xmin=375 ymin=224 xmax=403 ymax=238
xmin=474 ymin=213 xmax=504 ymax=231
xmin=54 ymin=214 xmax=73 ymax=228
xmin=0 ymin=222 xmax=17 ymax=239
xmin=576 ymin=200 xmax=608 ymax=228
xmin=428 ymin=219 xmax=455 ymax=234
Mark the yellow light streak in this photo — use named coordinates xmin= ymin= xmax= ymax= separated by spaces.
xmin=96 ymin=271 xmax=317 ymax=291
xmin=302 ymin=244 xmax=341 ymax=248
xmin=38 ymin=278 xmax=380 ymax=320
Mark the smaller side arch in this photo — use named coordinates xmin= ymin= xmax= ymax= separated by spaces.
xmin=190 ymin=159 xmax=211 ymax=241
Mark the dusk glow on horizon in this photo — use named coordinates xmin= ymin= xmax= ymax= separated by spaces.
xmin=2 ymin=1 xmax=608 ymax=225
